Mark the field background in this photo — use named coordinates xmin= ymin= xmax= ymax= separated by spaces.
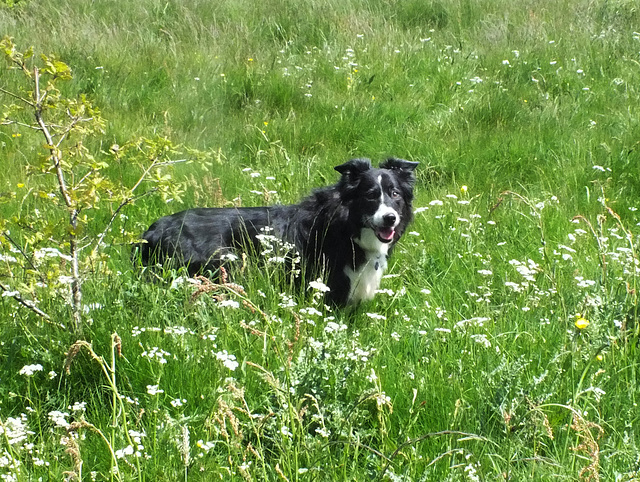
xmin=1 ymin=0 xmax=640 ymax=480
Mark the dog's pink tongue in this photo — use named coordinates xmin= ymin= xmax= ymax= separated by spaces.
xmin=377 ymin=227 xmax=395 ymax=241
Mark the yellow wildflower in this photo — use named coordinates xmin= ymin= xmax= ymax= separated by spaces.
xmin=574 ymin=315 xmax=589 ymax=330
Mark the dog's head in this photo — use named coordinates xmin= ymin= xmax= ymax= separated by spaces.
xmin=335 ymin=158 xmax=418 ymax=245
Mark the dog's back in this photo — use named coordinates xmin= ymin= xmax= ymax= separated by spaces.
xmin=137 ymin=206 xmax=289 ymax=274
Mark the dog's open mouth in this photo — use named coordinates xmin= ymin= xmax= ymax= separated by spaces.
xmin=375 ymin=227 xmax=395 ymax=243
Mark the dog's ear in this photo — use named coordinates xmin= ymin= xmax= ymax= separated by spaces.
xmin=334 ymin=158 xmax=372 ymax=177
xmin=380 ymin=157 xmax=419 ymax=172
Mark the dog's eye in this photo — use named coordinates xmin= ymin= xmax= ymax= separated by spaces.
xmin=390 ymin=189 xmax=401 ymax=199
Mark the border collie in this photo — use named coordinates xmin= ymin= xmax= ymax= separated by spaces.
xmin=136 ymin=157 xmax=418 ymax=305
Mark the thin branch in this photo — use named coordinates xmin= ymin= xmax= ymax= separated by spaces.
xmin=73 ymin=168 xmax=97 ymax=190
xmin=33 ymin=66 xmax=83 ymax=335
xmin=128 ymin=155 xmax=187 ymax=195
xmin=0 ymin=119 xmax=42 ymax=130
xmin=0 ymin=280 xmax=66 ymax=329
xmin=129 ymin=158 xmax=159 ymax=194
xmin=1 ymin=231 xmax=43 ymax=281
xmin=33 ymin=68 xmax=73 ymax=211
xmin=153 ymin=158 xmax=188 ymax=167
xmin=53 ymin=112 xmax=94 ymax=148
xmin=90 ymin=188 xmax=158 ymax=258
xmin=0 ymin=85 xmax=34 ymax=107
xmin=37 ymin=86 xmax=49 ymax=108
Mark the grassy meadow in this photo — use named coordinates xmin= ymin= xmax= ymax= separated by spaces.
xmin=1 ymin=0 xmax=640 ymax=480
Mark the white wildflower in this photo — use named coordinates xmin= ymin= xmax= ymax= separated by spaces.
xmin=324 ymin=321 xmax=347 ymax=333
xmin=70 ymin=402 xmax=87 ymax=412
xmin=19 ymin=364 xmax=43 ymax=376
xmin=434 ymin=327 xmax=451 ymax=334
xmin=470 ymin=334 xmax=491 ymax=348
xmin=215 ymin=350 xmax=239 ymax=371
xmin=48 ymin=410 xmax=70 ymax=429
xmin=115 ymin=445 xmax=135 ymax=459
xmin=146 ymin=385 xmax=164 ymax=396
xmin=141 ymin=347 xmax=170 ymax=364
xmin=366 ymin=312 xmax=386 ymax=321
xmin=1 ymin=414 xmax=34 ymax=445
xmin=299 ymin=307 xmax=322 ymax=317
xmin=218 ymin=299 xmax=240 ymax=309
xmin=575 ymin=277 xmax=596 ymax=288
xmin=374 ymin=392 xmax=392 ymax=408
xmin=170 ymin=276 xmax=201 ymax=289
xmin=309 ymin=279 xmax=330 ymax=292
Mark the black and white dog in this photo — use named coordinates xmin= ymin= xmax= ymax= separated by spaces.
xmin=136 ymin=157 xmax=418 ymax=305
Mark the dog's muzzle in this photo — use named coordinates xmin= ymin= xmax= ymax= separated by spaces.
xmin=374 ymin=212 xmax=398 ymax=243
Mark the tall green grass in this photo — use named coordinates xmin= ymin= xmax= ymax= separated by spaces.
xmin=1 ymin=0 xmax=640 ymax=480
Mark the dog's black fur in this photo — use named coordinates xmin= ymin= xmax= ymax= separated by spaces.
xmin=135 ymin=157 xmax=418 ymax=305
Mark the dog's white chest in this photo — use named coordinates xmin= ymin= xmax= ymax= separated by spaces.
xmin=345 ymin=231 xmax=390 ymax=304
xmin=344 ymin=254 xmax=387 ymax=304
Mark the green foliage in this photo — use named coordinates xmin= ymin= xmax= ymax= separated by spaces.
xmin=1 ymin=1 xmax=640 ymax=481
xmin=0 ymin=0 xmax=23 ymax=9
xmin=0 ymin=36 xmax=204 ymax=334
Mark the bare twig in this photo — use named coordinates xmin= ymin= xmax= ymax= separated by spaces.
xmin=90 ymin=188 xmax=158 ymax=258
xmin=53 ymin=111 xmax=94 ymax=148
xmin=0 ymin=281 xmax=67 ymax=329
xmin=129 ymin=157 xmax=159 ymax=194
xmin=2 ymin=230 xmax=43 ymax=280
xmin=0 ymin=85 xmax=34 ymax=107
xmin=153 ymin=158 xmax=188 ymax=167
xmin=0 ymin=119 xmax=42 ymax=130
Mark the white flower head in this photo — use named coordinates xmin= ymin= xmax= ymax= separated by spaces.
xmin=215 ymin=350 xmax=239 ymax=371
xmin=70 ymin=402 xmax=87 ymax=413
xmin=309 ymin=279 xmax=330 ymax=292
xmin=19 ymin=364 xmax=43 ymax=377
xmin=146 ymin=385 xmax=164 ymax=396
xmin=218 ymin=299 xmax=240 ymax=309
xmin=48 ymin=410 xmax=71 ymax=429
xmin=366 ymin=312 xmax=386 ymax=321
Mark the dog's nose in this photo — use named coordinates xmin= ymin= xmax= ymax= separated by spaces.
xmin=382 ymin=212 xmax=397 ymax=226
